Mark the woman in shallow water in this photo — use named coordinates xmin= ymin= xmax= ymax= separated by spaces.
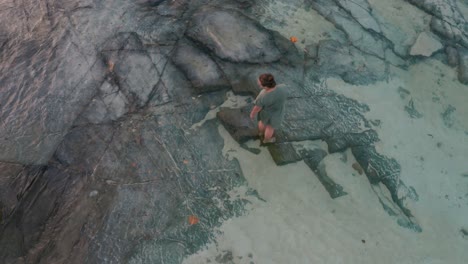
xmin=250 ymin=73 xmax=288 ymax=144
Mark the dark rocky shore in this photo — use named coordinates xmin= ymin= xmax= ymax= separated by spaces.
xmin=1 ymin=0 xmax=467 ymax=263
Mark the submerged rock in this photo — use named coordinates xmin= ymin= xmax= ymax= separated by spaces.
xmin=351 ymin=145 xmax=401 ymax=186
xmin=446 ymin=46 xmax=459 ymax=67
xmin=406 ymin=0 xmax=467 ymax=42
xmin=461 ymin=228 xmax=468 ymax=238
xmin=352 ymin=162 xmax=364 ymax=175
xmin=299 ymin=148 xmax=327 ymax=170
xmin=315 ymin=162 xmax=348 ymax=199
xmin=217 ymin=106 xmax=258 ymax=143
xmin=231 ymin=74 xmax=261 ymax=96
xmin=267 ymin=143 xmax=302 ymax=166
xmin=300 ymin=148 xmax=347 ymax=199
xmin=309 ymin=0 xmax=389 ymax=58
xmin=334 ymin=0 xmax=381 ymax=33
xmin=404 ymin=99 xmax=424 ymax=119
xmin=441 ymin=104 xmax=457 ymax=128
xmin=301 ymin=149 xmax=347 ymax=199
xmin=457 ymin=47 xmax=468 ymax=84
xmin=309 ymin=39 xmax=387 ymax=85
xmin=325 ymin=130 xmax=380 ymax=153
xmin=410 ymin=32 xmax=443 ymax=57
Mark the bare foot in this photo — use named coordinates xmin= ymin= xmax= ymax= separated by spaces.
xmin=262 ymin=137 xmax=276 ymax=144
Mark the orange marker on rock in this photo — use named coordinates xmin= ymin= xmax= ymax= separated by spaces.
xmin=290 ymin=36 xmax=298 ymax=43
xmin=188 ymin=215 xmax=199 ymax=225
xmin=108 ymin=61 xmax=115 ymax=72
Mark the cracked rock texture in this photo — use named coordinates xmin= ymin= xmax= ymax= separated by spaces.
xmin=0 ymin=0 xmax=467 ymax=263
xmin=410 ymin=31 xmax=444 ymax=56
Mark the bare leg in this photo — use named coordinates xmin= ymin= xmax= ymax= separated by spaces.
xmin=263 ymin=125 xmax=275 ymax=142
xmin=258 ymin=121 xmax=265 ymax=136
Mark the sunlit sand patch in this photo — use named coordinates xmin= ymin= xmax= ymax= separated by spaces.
xmin=183 ymin=119 xmax=467 ymax=263
xmin=326 ymin=59 xmax=468 ymax=257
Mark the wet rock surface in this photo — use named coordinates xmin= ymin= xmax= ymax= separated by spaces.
xmin=308 ymin=39 xmax=388 ymax=85
xmin=458 ymin=47 xmax=468 ymax=84
xmin=172 ymin=40 xmax=230 ymax=93
xmin=187 ymin=6 xmax=282 ymax=63
xmin=300 ymin=148 xmax=348 ymax=199
xmin=217 ymin=106 xmax=259 ymax=144
xmin=267 ymin=143 xmax=302 ymax=166
xmin=410 ymin=32 xmax=443 ymax=57
xmin=407 ymin=0 xmax=468 ymax=47
xmin=0 ymin=0 xmax=466 ymax=262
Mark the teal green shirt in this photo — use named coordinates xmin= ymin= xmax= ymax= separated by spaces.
xmin=254 ymin=87 xmax=288 ymax=129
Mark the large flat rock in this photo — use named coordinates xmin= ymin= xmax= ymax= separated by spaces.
xmin=410 ymin=31 xmax=443 ymax=56
xmin=334 ymin=0 xmax=381 ymax=33
xmin=172 ymin=40 xmax=230 ymax=93
xmin=310 ymin=0 xmax=388 ymax=58
xmin=217 ymin=106 xmax=259 ymax=143
xmin=187 ymin=7 xmax=282 ymax=63
xmin=102 ymin=33 xmax=161 ymax=107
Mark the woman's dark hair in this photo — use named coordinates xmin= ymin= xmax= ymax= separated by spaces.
xmin=259 ymin=73 xmax=276 ymax=88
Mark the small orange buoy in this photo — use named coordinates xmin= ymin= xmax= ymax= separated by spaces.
xmin=290 ymin=36 xmax=298 ymax=43
xmin=188 ymin=215 xmax=199 ymax=225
